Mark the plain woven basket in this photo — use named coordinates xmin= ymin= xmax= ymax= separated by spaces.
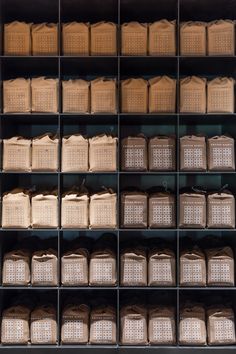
xmin=121 ymin=78 xmax=148 ymax=113
xmin=61 ymin=248 xmax=89 ymax=286
xmin=61 ymin=192 xmax=89 ymax=228
xmin=120 ymin=248 xmax=147 ymax=286
xmin=149 ymin=306 xmax=176 ymax=345
xmin=179 ymin=305 xmax=206 ymax=345
xmin=30 ymin=306 xmax=57 ymax=344
xmin=3 ymin=136 xmax=31 ymax=172
xmin=90 ymin=306 xmax=116 ymax=344
xmin=206 ymin=247 xmax=235 ymax=286
xmin=89 ymin=190 xmax=117 ymax=229
xmin=62 ymin=22 xmax=89 ymax=55
xmin=3 ymin=78 xmax=31 ymax=113
xmin=180 ymin=76 xmax=207 ymax=113
xmin=149 ymin=20 xmax=176 ymax=56
xmin=180 ymin=22 xmax=206 ymax=56
xmin=31 ymin=191 xmax=58 ymax=228
xmin=91 ymin=77 xmax=117 ymax=113
xmin=208 ymin=135 xmax=235 ymax=171
xmin=207 ymin=20 xmax=235 ymax=56
xmin=180 ymin=247 xmax=206 ymax=286
xmin=207 ymin=77 xmax=235 ymax=113
xmin=89 ymin=135 xmax=117 ymax=171
xmin=62 ymin=134 xmax=89 ymax=172
xmin=180 ymin=135 xmax=207 ymax=171
xmin=32 ymin=134 xmax=59 ymax=171
xmin=89 ymin=249 xmax=117 ymax=286
xmin=1 ymin=305 xmax=30 ymax=344
xmin=31 ymin=77 xmax=59 ymax=113
xmin=61 ymin=304 xmax=89 ymax=344
xmin=121 ymin=136 xmax=148 ymax=171
xmin=148 ymin=248 xmax=176 ymax=286
xmin=91 ymin=22 xmax=117 ymax=55
xmin=148 ymin=136 xmax=176 ymax=171
xmin=120 ymin=305 xmax=148 ymax=345
xmin=121 ymin=22 xmax=147 ymax=55
xmin=62 ymin=79 xmax=90 ymax=113
xmin=31 ymin=249 xmax=58 ymax=286
xmin=32 ymin=23 xmax=58 ymax=55
xmin=2 ymin=250 xmax=30 ymax=286
xmin=149 ymin=76 xmax=176 ymax=113
xmin=4 ymin=21 xmax=31 ymax=56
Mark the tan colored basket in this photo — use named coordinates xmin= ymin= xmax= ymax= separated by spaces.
xmin=1 ymin=305 xmax=30 ymax=344
xmin=206 ymin=247 xmax=235 ymax=286
xmin=149 ymin=20 xmax=176 ymax=56
xmin=62 ymin=79 xmax=90 ymax=113
xmin=31 ymin=77 xmax=59 ymax=113
xmin=149 ymin=136 xmax=176 ymax=171
xmin=179 ymin=192 xmax=206 ymax=228
xmin=148 ymin=248 xmax=176 ymax=286
xmin=120 ymin=248 xmax=147 ymax=286
xmin=90 ymin=306 xmax=116 ymax=344
xmin=31 ymin=305 xmax=57 ymax=344
xmin=121 ymin=22 xmax=147 ymax=55
xmin=31 ymin=191 xmax=58 ymax=228
xmin=89 ymin=249 xmax=117 ymax=286
xmin=3 ymin=78 xmax=31 ymax=113
xmin=207 ymin=191 xmax=235 ymax=229
xmin=179 ymin=304 xmax=206 ymax=345
xmin=180 ymin=247 xmax=206 ymax=286
xmin=180 ymin=135 xmax=207 ymax=171
xmin=207 ymin=307 xmax=236 ymax=345
xmin=2 ymin=189 xmax=31 ymax=228
xmin=3 ymin=137 xmax=31 ymax=172
xmin=61 ymin=304 xmax=89 ymax=344
xmin=61 ymin=248 xmax=89 ymax=286
xmin=31 ymin=249 xmax=58 ymax=286
xmin=4 ymin=21 xmax=31 ymax=56
xmin=89 ymin=190 xmax=117 ymax=229
xmin=32 ymin=134 xmax=59 ymax=171
xmin=62 ymin=134 xmax=89 ymax=172
xmin=121 ymin=136 xmax=147 ymax=171
xmin=61 ymin=192 xmax=89 ymax=228
xmin=180 ymin=76 xmax=207 ymax=113
xmin=120 ymin=305 xmax=148 ymax=345
xmin=207 ymin=20 xmax=235 ymax=56
xmin=2 ymin=250 xmax=30 ymax=286
xmin=149 ymin=76 xmax=176 ymax=113
xmin=149 ymin=306 xmax=176 ymax=345
xmin=91 ymin=77 xmax=117 ymax=113
xmin=62 ymin=22 xmax=89 ymax=56
xmin=208 ymin=135 xmax=235 ymax=171
xmin=121 ymin=191 xmax=148 ymax=228
xmin=149 ymin=192 xmax=176 ymax=228
xmin=89 ymin=134 xmax=117 ymax=171
xmin=207 ymin=77 xmax=234 ymax=113
xmin=32 ymin=23 xmax=58 ymax=55
xmin=180 ymin=22 xmax=206 ymax=56
xmin=91 ymin=22 xmax=117 ymax=55
xmin=121 ymin=78 xmax=148 ymax=113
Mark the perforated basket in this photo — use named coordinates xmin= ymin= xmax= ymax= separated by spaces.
xmin=89 ymin=249 xmax=117 ymax=286
xmin=180 ymin=248 xmax=206 ymax=286
xmin=89 ymin=191 xmax=117 ymax=229
xmin=179 ymin=305 xmax=206 ymax=345
xmin=207 ymin=307 xmax=236 ymax=345
xmin=31 ymin=192 xmax=58 ymax=228
xmin=149 ymin=193 xmax=176 ymax=228
xmin=3 ymin=78 xmax=31 ymax=113
xmin=120 ymin=248 xmax=147 ymax=286
xmin=180 ymin=22 xmax=206 ymax=56
xmin=32 ymin=134 xmax=59 ymax=171
xmin=91 ymin=78 xmax=117 ymax=113
xmin=89 ymin=135 xmax=117 ymax=171
xmin=62 ymin=134 xmax=88 ymax=172
xmin=180 ymin=135 xmax=207 ymax=171
xmin=207 ymin=20 xmax=235 ymax=56
xmin=61 ymin=304 xmax=89 ymax=344
xmin=91 ymin=22 xmax=117 ymax=55
xmin=32 ymin=23 xmax=58 ymax=55
xmin=62 ymin=79 xmax=90 ymax=113
xmin=180 ymin=76 xmax=207 ymax=113
xmin=121 ymin=191 xmax=148 ymax=228
xmin=206 ymin=247 xmax=235 ymax=286
xmin=61 ymin=249 xmax=89 ymax=286
xmin=149 ymin=136 xmax=176 ymax=171
xmin=62 ymin=22 xmax=89 ymax=56
xmin=4 ymin=21 xmax=31 ymax=56
xmin=120 ymin=305 xmax=148 ymax=345
xmin=2 ymin=250 xmax=30 ymax=286
xmin=148 ymin=248 xmax=176 ymax=286
xmin=149 ymin=76 xmax=176 ymax=113
xmin=121 ymin=22 xmax=147 ymax=55
xmin=90 ymin=307 xmax=116 ymax=344
xmin=31 ymin=249 xmax=58 ymax=286
xmin=31 ymin=77 xmax=59 ymax=113
xmin=149 ymin=307 xmax=176 ymax=345
xmin=121 ymin=78 xmax=148 ymax=113
xmin=3 ymin=137 xmax=31 ymax=172
xmin=149 ymin=20 xmax=176 ymax=56
xmin=179 ymin=192 xmax=206 ymax=228
xmin=208 ymin=135 xmax=235 ymax=171
xmin=207 ymin=77 xmax=234 ymax=114
xmin=121 ymin=136 xmax=147 ymax=171
xmin=30 ymin=306 xmax=57 ymax=344
xmin=1 ymin=306 xmax=30 ymax=344
xmin=61 ymin=193 xmax=89 ymax=228
xmin=207 ymin=192 xmax=235 ymax=228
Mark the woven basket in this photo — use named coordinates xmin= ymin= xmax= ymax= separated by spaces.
xmin=61 ymin=192 xmax=89 ymax=228
xmin=179 ymin=305 xmax=206 ymax=345
xmin=4 ymin=21 xmax=31 ymax=56
xmin=149 ymin=20 xmax=176 ymax=56
xmin=121 ymin=22 xmax=147 ymax=55
xmin=89 ymin=190 xmax=117 ymax=229
xmin=90 ymin=306 xmax=116 ymax=344
xmin=180 ymin=76 xmax=207 ymax=113
xmin=207 ymin=191 xmax=235 ymax=229
xmin=62 ymin=79 xmax=90 ymax=113
xmin=3 ymin=78 xmax=31 ymax=113
xmin=149 ymin=76 xmax=176 ymax=113
xmin=208 ymin=135 xmax=235 ymax=171
xmin=207 ymin=77 xmax=234 ymax=113
xmin=207 ymin=20 xmax=235 ymax=56
xmin=1 ymin=305 xmax=30 ymax=344
xmin=149 ymin=306 xmax=176 ymax=345
xmin=121 ymin=191 xmax=148 ymax=228
xmin=31 ymin=191 xmax=58 ymax=228
xmin=61 ymin=248 xmax=89 ymax=286
xmin=180 ymin=22 xmax=206 ymax=56
xmin=62 ymin=22 xmax=89 ymax=55
xmin=121 ymin=136 xmax=147 ymax=171
xmin=2 ymin=250 xmax=30 ymax=286
xmin=180 ymin=135 xmax=207 ymax=171
xmin=91 ymin=77 xmax=117 ymax=113
xmin=62 ymin=134 xmax=89 ymax=172
xmin=207 ymin=307 xmax=236 ymax=345
xmin=121 ymin=78 xmax=148 ymax=113
xmin=179 ymin=192 xmax=206 ymax=228
xmin=148 ymin=248 xmax=176 ymax=286
xmin=31 ymin=305 xmax=57 ymax=344
xmin=31 ymin=249 xmax=58 ymax=286
xmin=120 ymin=248 xmax=147 ymax=286
xmin=3 ymin=137 xmax=31 ymax=172
xmin=32 ymin=23 xmax=58 ymax=55
xmin=89 ymin=249 xmax=117 ymax=286
xmin=149 ymin=136 xmax=176 ymax=171
xmin=31 ymin=77 xmax=59 ymax=113
xmin=61 ymin=304 xmax=89 ymax=344
xmin=32 ymin=134 xmax=59 ymax=171
xmin=91 ymin=22 xmax=117 ymax=55
xmin=2 ymin=189 xmax=31 ymax=228
xmin=89 ymin=135 xmax=117 ymax=171
xmin=120 ymin=305 xmax=148 ymax=345
xmin=206 ymin=247 xmax=235 ymax=286
xmin=180 ymin=247 xmax=206 ymax=286
xmin=149 ymin=192 xmax=176 ymax=228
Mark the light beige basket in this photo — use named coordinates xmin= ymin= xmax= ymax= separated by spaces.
xmin=180 ymin=76 xmax=207 ymax=113
xmin=31 ymin=191 xmax=58 ymax=228
xmin=180 ymin=22 xmax=206 ymax=56
xmin=207 ymin=307 xmax=236 ymax=345
xmin=62 ymin=22 xmax=89 ymax=56
xmin=62 ymin=79 xmax=90 ymax=113
xmin=121 ymin=191 xmax=148 ymax=228
xmin=180 ymin=247 xmax=206 ymax=286
xmin=120 ymin=248 xmax=147 ymax=286
xmin=149 ymin=136 xmax=176 ymax=171
xmin=61 ymin=248 xmax=89 ymax=286
xmin=31 ymin=305 xmax=57 ymax=344
xmin=2 ymin=250 xmax=30 ymax=286
xmin=89 ymin=249 xmax=117 ymax=286
xmin=31 ymin=77 xmax=59 ymax=113
xmin=121 ymin=78 xmax=148 ymax=113
xmin=120 ymin=305 xmax=148 ymax=345
xmin=148 ymin=248 xmax=176 ymax=286
xmin=61 ymin=192 xmax=89 ymax=228
xmin=207 ymin=191 xmax=235 ymax=229
xmin=1 ymin=305 xmax=30 ymax=344
xmin=149 ymin=20 xmax=176 ymax=56
xmin=91 ymin=22 xmax=117 ymax=55
xmin=90 ymin=306 xmax=116 ymax=344
xmin=89 ymin=134 xmax=117 ymax=171
xmin=61 ymin=304 xmax=89 ymax=344
xmin=62 ymin=134 xmax=89 ymax=172
xmin=149 ymin=306 xmax=176 ymax=345
xmin=32 ymin=134 xmax=59 ymax=171
xmin=179 ymin=304 xmax=206 ymax=345
xmin=149 ymin=192 xmax=176 ymax=228
xmin=3 ymin=137 xmax=31 ymax=172
xmin=208 ymin=135 xmax=235 ymax=171
xmin=31 ymin=249 xmax=58 ymax=286
xmin=207 ymin=20 xmax=235 ymax=56
xmin=121 ymin=22 xmax=147 ymax=55
xmin=2 ymin=189 xmax=31 ymax=228
xmin=89 ymin=190 xmax=117 ymax=229
xmin=4 ymin=21 xmax=31 ymax=56
xmin=3 ymin=78 xmax=31 ymax=113
xmin=91 ymin=77 xmax=117 ymax=113
xmin=207 ymin=77 xmax=234 ymax=113
xmin=179 ymin=192 xmax=206 ymax=228
xmin=149 ymin=76 xmax=176 ymax=113
xmin=180 ymin=135 xmax=207 ymax=171
xmin=121 ymin=136 xmax=147 ymax=171
xmin=32 ymin=23 xmax=58 ymax=55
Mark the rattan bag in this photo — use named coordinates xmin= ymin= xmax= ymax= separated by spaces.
xmin=62 ymin=22 xmax=89 ymax=55
xmin=148 ymin=248 xmax=176 ymax=286
xmin=180 ymin=135 xmax=207 ymax=171
xmin=90 ymin=306 xmax=116 ymax=344
xmin=62 ymin=134 xmax=89 ymax=172
xmin=180 ymin=76 xmax=207 ymax=113
xmin=2 ymin=189 xmax=31 ymax=228
xmin=3 ymin=136 xmax=31 ymax=172
xmin=89 ymin=249 xmax=117 ymax=286
xmin=31 ymin=77 xmax=59 ymax=113
xmin=31 ymin=191 xmax=58 ymax=228
xmin=207 ymin=191 xmax=235 ymax=228
xmin=149 ymin=136 xmax=176 ymax=171
xmin=207 ymin=306 xmax=236 ymax=345
xmin=121 ymin=135 xmax=147 ymax=171
xmin=32 ymin=23 xmax=58 ymax=55
xmin=120 ymin=305 xmax=148 ymax=345
xmin=2 ymin=249 xmax=30 ymax=286
xmin=91 ymin=22 xmax=117 ymax=55
xmin=179 ymin=304 xmax=206 ymax=345
xmin=149 ymin=306 xmax=176 ymax=345
xmin=31 ymin=249 xmax=58 ymax=286
xmin=208 ymin=135 xmax=235 ymax=171
xmin=121 ymin=191 xmax=148 ymax=228
xmin=179 ymin=192 xmax=206 ymax=228
xmin=89 ymin=190 xmax=117 ymax=229
xmin=149 ymin=20 xmax=176 ymax=56
xmin=4 ymin=21 xmax=31 ymax=56
xmin=62 ymin=79 xmax=90 ymax=113
xmin=3 ymin=78 xmax=31 ymax=113
xmin=61 ymin=304 xmax=89 ymax=344
xmin=207 ymin=77 xmax=234 ymax=113
xmin=32 ymin=134 xmax=59 ymax=171
xmin=180 ymin=22 xmax=206 ymax=56
xmin=89 ymin=134 xmax=117 ymax=172
xmin=180 ymin=247 xmax=206 ymax=286
xmin=149 ymin=192 xmax=176 ymax=228
xmin=121 ymin=22 xmax=147 ymax=55
xmin=61 ymin=191 xmax=89 ymax=229
xmin=31 ymin=305 xmax=57 ymax=344
xmin=207 ymin=20 xmax=235 ymax=56
xmin=149 ymin=76 xmax=176 ymax=113
xmin=120 ymin=247 xmax=147 ymax=286
xmin=1 ymin=305 xmax=30 ymax=344
xmin=91 ymin=77 xmax=117 ymax=113
xmin=61 ymin=248 xmax=89 ymax=286
xmin=121 ymin=78 xmax=148 ymax=113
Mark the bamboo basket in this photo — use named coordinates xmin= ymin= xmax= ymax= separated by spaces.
xmin=3 ymin=136 xmax=31 ymax=172
xmin=62 ymin=22 xmax=89 ymax=55
xmin=91 ymin=22 xmax=117 ymax=55
xmin=4 ymin=21 xmax=31 ymax=56
xmin=62 ymin=134 xmax=89 ymax=172
xmin=32 ymin=23 xmax=58 ymax=55
xmin=3 ymin=78 xmax=31 ymax=113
